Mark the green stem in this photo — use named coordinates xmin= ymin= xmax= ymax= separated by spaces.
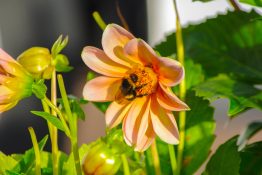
xmin=173 ymin=1 xmax=186 ymax=175
xmin=121 ymin=154 xmax=130 ymax=175
xmin=51 ymin=70 xmax=59 ymax=175
xmin=168 ymin=144 xmax=177 ymax=175
xmin=43 ymin=97 xmax=71 ymax=137
xmin=28 ymin=127 xmax=41 ymax=175
xmin=151 ymin=140 xmax=162 ymax=175
xmin=57 ymin=74 xmax=82 ymax=175
xmin=92 ymin=11 xmax=107 ymax=30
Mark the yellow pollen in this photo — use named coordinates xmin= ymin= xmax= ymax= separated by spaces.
xmin=121 ymin=65 xmax=158 ymax=99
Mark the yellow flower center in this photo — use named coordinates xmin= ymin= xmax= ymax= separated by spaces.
xmin=119 ymin=65 xmax=158 ymax=100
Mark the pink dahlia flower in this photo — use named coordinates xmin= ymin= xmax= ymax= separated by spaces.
xmin=82 ymin=24 xmax=189 ymax=151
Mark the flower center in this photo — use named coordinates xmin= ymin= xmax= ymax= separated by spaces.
xmin=120 ymin=65 xmax=158 ymax=100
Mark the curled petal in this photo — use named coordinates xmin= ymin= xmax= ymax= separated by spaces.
xmin=105 ymin=100 xmax=133 ymax=129
xmin=156 ymin=83 xmax=189 ymax=111
xmin=83 ymin=76 xmax=121 ymax=102
xmin=150 ymin=95 xmax=179 ymax=144
xmin=0 ymin=48 xmax=17 ymax=63
xmin=102 ymin=24 xmax=134 ymax=67
xmin=124 ymin=38 xmax=158 ymax=66
xmin=81 ymin=46 xmax=129 ymax=77
xmin=156 ymin=57 xmax=184 ymax=87
xmin=122 ymin=97 xmax=149 ymax=146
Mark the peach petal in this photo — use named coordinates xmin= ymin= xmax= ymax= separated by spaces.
xmin=150 ymin=95 xmax=179 ymax=144
xmin=83 ymin=76 xmax=121 ymax=102
xmin=102 ymin=24 xmax=134 ymax=67
xmin=105 ymin=100 xmax=133 ymax=129
xmin=122 ymin=97 xmax=149 ymax=146
xmin=124 ymin=38 xmax=158 ymax=66
xmin=0 ymin=101 xmax=18 ymax=113
xmin=0 ymin=48 xmax=17 ymax=63
xmin=81 ymin=46 xmax=129 ymax=77
xmin=156 ymin=57 xmax=184 ymax=87
xmin=134 ymin=119 xmax=155 ymax=152
xmin=156 ymin=83 xmax=189 ymax=111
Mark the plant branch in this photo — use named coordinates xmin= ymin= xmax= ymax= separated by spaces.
xmin=173 ymin=1 xmax=186 ymax=175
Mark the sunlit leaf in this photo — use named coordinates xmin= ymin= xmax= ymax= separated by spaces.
xmin=0 ymin=152 xmax=18 ymax=175
xmin=203 ymin=136 xmax=240 ymax=175
xmin=194 ymin=74 xmax=262 ymax=117
xmin=11 ymin=136 xmax=48 ymax=174
xmin=155 ymin=10 xmax=262 ymax=84
xmin=240 ymin=0 xmax=262 ymax=7
xmin=182 ymin=90 xmax=215 ymax=175
xmin=31 ymin=111 xmax=65 ymax=132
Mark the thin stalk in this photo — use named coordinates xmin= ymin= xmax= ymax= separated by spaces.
xmin=173 ymin=1 xmax=186 ymax=175
xmin=51 ymin=70 xmax=59 ymax=175
xmin=28 ymin=127 xmax=41 ymax=175
xmin=121 ymin=154 xmax=130 ymax=175
xmin=57 ymin=74 xmax=82 ymax=175
xmin=151 ymin=140 xmax=161 ymax=175
xmin=116 ymin=0 xmax=130 ymax=31
xmin=168 ymin=144 xmax=177 ymax=175
xmin=228 ymin=0 xmax=241 ymax=11
xmin=92 ymin=11 xmax=107 ymax=30
xmin=43 ymin=97 xmax=71 ymax=137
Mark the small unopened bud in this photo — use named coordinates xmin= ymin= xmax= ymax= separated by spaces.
xmin=17 ymin=47 xmax=53 ymax=79
xmin=82 ymin=141 xmax=121 ymax=175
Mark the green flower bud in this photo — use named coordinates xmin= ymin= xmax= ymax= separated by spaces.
xmin=82 ymin=141 xmax=121 ymax=175
xmin=17 ymin=47 xmax=53 ymax=79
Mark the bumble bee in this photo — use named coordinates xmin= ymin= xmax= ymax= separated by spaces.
xmin=115 ymin=73 xmax=144 ymax=101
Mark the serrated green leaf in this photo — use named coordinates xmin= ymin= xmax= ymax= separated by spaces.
xmin=194 ymin=74 xmax=262 ymax=117
xmin=240 ymin=0 xmax=262 ymax=7
xmin=182 ymin=91 xmax=215 ymax=175
xmin=155 ymin=11 xmax=262 ymax=84
xmin=237 ymin=121 xmax=262 ymax=150
xmin=31 ymin=111 xmax=65 ymax=132
xmin=239 ymin=141 xmax=262 ymax=175
xmin=0 ymin=152 xmax=18 ymax=175
xmin=203 ymin=136 xmax=240 ymax=175
xmin=11 ymin=135 xmax=48 ymax=174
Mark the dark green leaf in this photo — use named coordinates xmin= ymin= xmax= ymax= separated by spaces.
xmin=203 ymin=136 xmax=240 ymax=175
xmin=11 ymin=136 xmax=48 ymax=174
xmin=237 ymin=121 xmax=262 ymax=150
xmin=93 ymin=102 xmax=110 ymax=113
xmin=240 ymin=0 xmax=262 ymax=7
xmin=182 ymin=90 xmax=215 ymax=175
xmin=194 ymin=74 xmax=262 ymax=117
xmin=239 ymin=141 xmax=262 ymax=175
xmin=31 ymin=111 xmax=65 ymax=132
xmin=155 ymin=11 xmax=262 ymax=84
